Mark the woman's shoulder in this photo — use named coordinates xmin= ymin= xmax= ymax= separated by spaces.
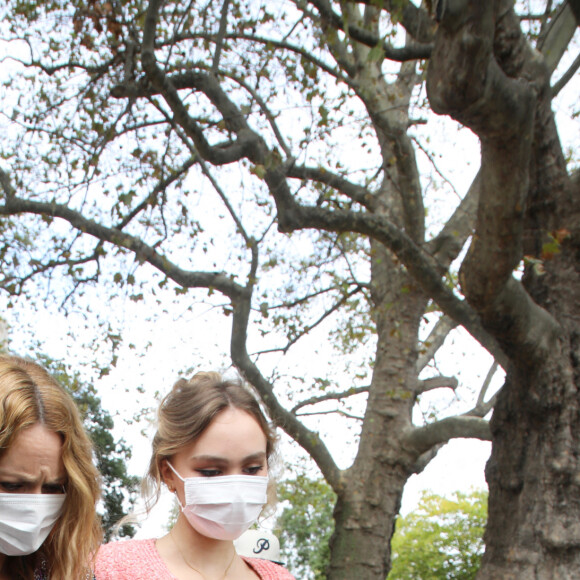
xmin=242 ymin=557 xmax=296 ymax=580
xmin=95 ymin=538 xmax=171 ymax=579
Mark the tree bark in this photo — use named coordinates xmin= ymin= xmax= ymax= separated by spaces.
xmin=327 ymin=240 xmax=427 ymax=579
xmin=428 ymin=1 xmax=580 ymax=576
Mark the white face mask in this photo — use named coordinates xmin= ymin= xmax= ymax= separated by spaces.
xmin=0 ymin=493 xmax=65 ymax=556
xmin=167 ymin=462 xmax=268 ymax=541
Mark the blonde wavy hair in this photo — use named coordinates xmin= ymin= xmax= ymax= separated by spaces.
xmin=144 ymin=371 xmax=278 ymax=516
xmin=0 ymin=354 xmax=102 ymax=580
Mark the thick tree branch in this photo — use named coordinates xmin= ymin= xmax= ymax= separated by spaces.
xmin=0 ymin=196 xmax=245 ymax=300
xmin=426 ymin=170 xmax=481 ymax=270
xmin=409 ymin=362 xmax=501 ymax=473
xmin=417 ymin=375 xmax=458 ymax=394
xmin=229 ymin=284 xmax=344 ymax=492
xmin=141 ymin=0 xmax=259 ymax=165
xmin=286 ymin=164 xmax=378 ymax=210
xmin=271 ymin=192 xmax=506 ymax=365
xmin=406 ymin=415 xmax=491 ymax=455
xmin=305 ymin=0 xmax=433 ymax=61
xmin=346 ymin=0 xmax=436 ymax=44
xmin=426 ymin=1 xmax=561 ymax=363
xmin=538 ymin=2 xmax=578 ymax=74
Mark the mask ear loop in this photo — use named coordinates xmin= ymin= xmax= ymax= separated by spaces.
xmin=165 ymin=461 xmax=186 ymax=508
xmin=166 ymin=461 xmax=186 ymax=482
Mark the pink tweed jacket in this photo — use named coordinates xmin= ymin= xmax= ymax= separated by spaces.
xmin=95 ymin=538 xmax=295 ymax=580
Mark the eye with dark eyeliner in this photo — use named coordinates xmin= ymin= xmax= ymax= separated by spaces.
xmin=244 ymin=465 xmax=264 ymax=475
xmin=197 ymin=469 xmax=222 ymax=477
xmin=0 ymin=481 xmax=23 ymax=492
xmin=42 ymin=483 xmax=66 ymax=494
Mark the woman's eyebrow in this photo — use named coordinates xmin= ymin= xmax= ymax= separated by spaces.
xmin=190 ymin=454 xmax=229 ymax=463
xmin=242 ymin=452 xmax=267 ymax=462
xmin=189 ymin=451 xmax=266 ymax=463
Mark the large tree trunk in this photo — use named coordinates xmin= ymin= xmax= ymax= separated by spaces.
xmin=481 ymin=97 xmax=580 ymax=580
xmin=428 ymin=1 xmax=580 ymax=576
xmin=327 ymin=240 xmax=427 ymax=579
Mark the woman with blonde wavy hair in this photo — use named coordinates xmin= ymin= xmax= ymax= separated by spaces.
xmin=0 ymin=354 xmax=102 ymax=580
xmin=95 ymin=370 xmax=294 ymax=580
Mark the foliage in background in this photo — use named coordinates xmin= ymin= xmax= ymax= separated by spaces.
xmin=388 ymin=491 xmax=487 ymax=580
xmin=41 ymin=356 xmax=139 ymax=540
xmin=276 ymin=474 xmax=337 ymax=580
xmin=277 ymin=475 xmax=487 ymax=580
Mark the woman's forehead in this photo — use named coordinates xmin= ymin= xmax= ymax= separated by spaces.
xmin=181 ymin=409 xmax=267 ymax=458
xmin=0 ymin=423 xmax=65 ymax=480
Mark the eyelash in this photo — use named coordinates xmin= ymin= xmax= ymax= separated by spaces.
xmin=43 ymin=484 xmax=66 ymax=494
xmin=196 ymin=465 xmax=264 ymax=477
xmin=0 ymin=482 xmax=22 ymax=492
xmin=197 ymin=469 xmax=222 ymax=477
xmin=244 ymin=465 xmax=264 ymax=475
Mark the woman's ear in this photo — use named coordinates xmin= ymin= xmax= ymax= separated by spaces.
xmin=160 ymin=458 xmax=176 ymax=493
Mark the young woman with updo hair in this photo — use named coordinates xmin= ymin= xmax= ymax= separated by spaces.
xmin=95 ymin=371 xmax=294 ymax=580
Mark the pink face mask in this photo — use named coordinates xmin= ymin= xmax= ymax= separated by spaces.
xmin=167 ymin=462 xmax=268 ymax=540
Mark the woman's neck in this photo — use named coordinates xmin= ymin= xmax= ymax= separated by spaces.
xmin=171 ymin=515 xmax=234 ymax=562
xmin=157 ymin=515 xmax=242 ymax=579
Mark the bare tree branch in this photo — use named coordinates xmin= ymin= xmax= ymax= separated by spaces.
xmin=291 ymin=385 xmax=369 ymax=413
xmin=475 ymin=361 xmax=500 ymax=410
xmin=417 ymin=314 xmax=459 ymax=372
xmin=296 ymin=408 xmax=364 ymax=420
xmin=115 ymin=156 xmax=198 ymax=230
xmin=538 ymin=2 xmax=578 ymax=74
xmin=211 ymin=0 xmax=230 ymax=75
xmin=0 ymin=195 xmax=245 ymax=300
xmin=257 ymin=285 xmax=364 ymax=356
xmin=141 ymin=0 xmax=260 ymax=166
xmin=229 ymin=289 xmax=344 ymax=491
xmin=551 ymin=51 xmax=580 ymax=97
xmin=0 ymin=167 xmax=16 ymax=198
xmin=111 ymin=37 xmax=355 ymax=98
xmin=273 ymin=196 xmax=506 ymax=364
